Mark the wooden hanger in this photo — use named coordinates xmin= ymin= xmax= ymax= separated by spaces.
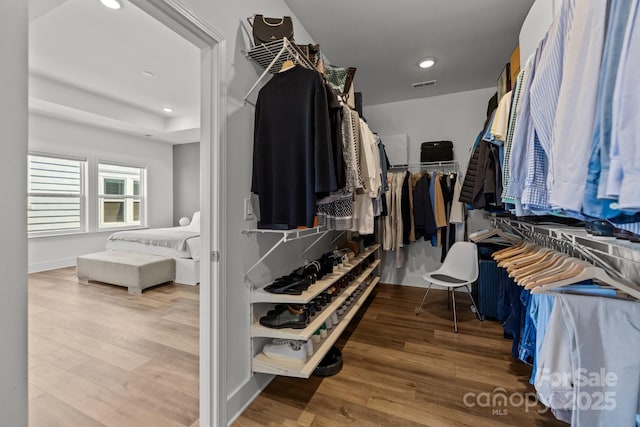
xmin=524 ymin=258 xmax=590 ymax=289
xmin=493 ymin=241 xmax=536 ymax=261
xmin=494 ymin=242 xmax=537 ymax=263
xmin=500 ymin=245 xmax=549 ymax=269
xmin=510 ymin=251 xmax=563 ymax=281
xmin=505 ymin=247 xmax=553 ymax=272
xmin=530 ymin=266 xmax=640 ymax=300
xmin=469 ymin=228 xmax=520 ymax=244
xmin=280 ymin=59 xmax=295 ymax=72
xmin=518 ymin=255 xmax=576 ymax=287
xmin=492 ymin=241 xmax=527 ymax=258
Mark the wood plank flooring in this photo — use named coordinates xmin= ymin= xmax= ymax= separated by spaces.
xmin=28 ymin=267 xmax=199 ymax=427
xmin=235 ymin=284 xmax=565 ymax=427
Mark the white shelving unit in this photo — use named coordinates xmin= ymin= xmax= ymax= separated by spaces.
xmin=246 ymin=233 xmax=381 ymax=378
xmin=251 ymin=260 xmax=380 ymax=340
xmin=252 ymin=277 xmax=380 ymax=378
xmin=251 ymin=244 xmax=380 ymax=303
xmin=242 ymin=226 xmax=335 ymax=279
xmin=242 ymin=37 xmax=315 ymax=107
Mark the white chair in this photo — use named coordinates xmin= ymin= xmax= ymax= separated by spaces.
xmin=415 ymin=241 xmax=482 ymax=333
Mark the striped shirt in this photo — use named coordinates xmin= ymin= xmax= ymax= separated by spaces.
xmin=502 ymin=69 xmax=527 ymax=205
xmin=529 ymin=0 xmax=573 ymax=193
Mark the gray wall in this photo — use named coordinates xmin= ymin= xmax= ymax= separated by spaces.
xmin=0 ymin=0 xmax=28 ymax=425
xmin=364 ymin=87 xmax=495 ymax=287
xmin=519 ymin=0 xmax=559 ymax=63
xmin=28 ymin=113 xmax=174 ymax=273
xmin=173 ymin=142 xmax=200 ymax=225
xmin=175 ymin=1 xmax=325 ymax=423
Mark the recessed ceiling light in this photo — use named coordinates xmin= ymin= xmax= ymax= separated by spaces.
xmin=141 ymin=71 xmax=154 ymax=77
xmin=100 ymin=0 xmax=122 ymax=10
xmin=418 ymin=58 xmax=436 ymax=69
xmin=162 ymin=107 xmax=174 ymax=113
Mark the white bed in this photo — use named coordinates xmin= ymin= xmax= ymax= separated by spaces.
xmin=105 ymin=211 xmax=201 ymax=285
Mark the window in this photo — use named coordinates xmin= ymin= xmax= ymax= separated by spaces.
xmin=98 ymin=163 xmax=145 ymax=228
xmin=28 ymin=154 xmax=85 ymax=235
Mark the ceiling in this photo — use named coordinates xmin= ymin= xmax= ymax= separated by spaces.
xmin=29 ymin=0 xmax=200 ymax=144
xmin=28 ymin=0 xmax=535 ymax=144
xmin=284 ymin=0 xmax=535 ymax=106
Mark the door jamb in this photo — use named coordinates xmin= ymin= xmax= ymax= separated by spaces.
xmin=127 ymin=1 xmax=227 ymax=425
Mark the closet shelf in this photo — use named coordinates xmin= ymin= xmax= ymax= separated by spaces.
xmin=252 ymin=277 xmax=380 ymax=378
xmin=494 ymin=216 xmax=640 ymax=291
xmin=243 ymin=226 xmax=327 ymax=238
xmin=243 ymin=226 xmax=334 ymax=278
xmin=251 ymin=260 xmax=380 ymax=340
xmin=495 ymin=217 xmax=640 ymax=260
xmin=243 ymin=37 xmax=314 ymax=106
xmin=388 ymin=160 xmax=460 ymax=171
xmin=244 ymin=38 xmax=313 ymax=73
xmin=251 ymin=244 xmax=381 ymax=303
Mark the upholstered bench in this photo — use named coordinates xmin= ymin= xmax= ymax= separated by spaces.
xmin=76 ymin=251 xmax=175 ymax=294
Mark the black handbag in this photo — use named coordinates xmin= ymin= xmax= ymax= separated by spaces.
xmin=420 ymin=141 xmax=454 ymax=162
xmin=249 ymin=15 xmax=294 ymax=46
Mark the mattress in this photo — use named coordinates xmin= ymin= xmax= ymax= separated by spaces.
xmin=106 ymin=227 xmax=201 ymax=261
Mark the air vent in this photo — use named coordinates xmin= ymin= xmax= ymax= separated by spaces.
xmin=412 ymin=80 xmax=437 ymax=88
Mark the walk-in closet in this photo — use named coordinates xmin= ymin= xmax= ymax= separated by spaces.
xmin=2 ymin=1 xmax=639 ymax=427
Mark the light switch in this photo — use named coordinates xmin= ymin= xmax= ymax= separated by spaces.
xmin=244 ymin=197 xmax=254 ymax=220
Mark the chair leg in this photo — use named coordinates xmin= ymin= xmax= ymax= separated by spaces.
xmin=465 ymin=285 xmax=484 ymax=321
xmin=415 ymin=284 xmax=433 ymax=315
xmin=451 ymin=287 xmax=458 ymax=333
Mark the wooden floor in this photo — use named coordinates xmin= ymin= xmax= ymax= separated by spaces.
xmin=235 ymin=284 xmax=565 ymax=427
xmin=28 ymin=267 xmax=199 ymax=427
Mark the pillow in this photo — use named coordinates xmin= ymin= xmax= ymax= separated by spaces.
xmin=189 ymin=211 xmax=200 ymax=230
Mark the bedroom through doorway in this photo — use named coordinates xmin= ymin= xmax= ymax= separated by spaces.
xmin=27 ymin=0 xmax=225 ymax=425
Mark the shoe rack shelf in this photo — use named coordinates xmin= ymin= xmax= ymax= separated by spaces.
xmin=252 ymin=277 xmax=380 ymax=378
xmin=251 ymin=244 xmax=380 ymax=304
xmin=251 ymin=259 xmax=380 ymax=340
xmin=243 ymin=226 xmax=337 ymax=279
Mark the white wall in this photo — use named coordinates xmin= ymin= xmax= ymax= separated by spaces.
xmin=28 ymin=113 xmax=174 ymax=272
xmin=364 ymin=87 xmax=496 ymax=286
xmin=174 ymin=1 xmax=326 ymax=423
xmin=519 ymin=0 xmax=559 ymax=63
xmin=173 ymin=142 xmax=200 ymax=225
xmin=0 ymin=0 xmax=28 ymax=425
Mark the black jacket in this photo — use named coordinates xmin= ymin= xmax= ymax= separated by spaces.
xmin=252 ymin=67 xmax=338 ymax=228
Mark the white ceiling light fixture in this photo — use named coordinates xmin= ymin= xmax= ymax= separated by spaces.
xmin=100 ymin=0 xmax=122 ymax=10
xmin=162 ymin=106 xmax=174 ymax=113
xmin=417 ymin=57 xmax=437 ymax=69
xmin=141 ymin=71 xmax=154 ymax=77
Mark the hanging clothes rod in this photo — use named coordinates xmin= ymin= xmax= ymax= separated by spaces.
xmin=388 ymin=160 xmax=459 ymax=171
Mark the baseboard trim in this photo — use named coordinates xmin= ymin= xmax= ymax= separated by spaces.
xmin=226 ymin=374 xmax=274 ymax=426
xmin=29 ymin=257 xmax=76 ymax=274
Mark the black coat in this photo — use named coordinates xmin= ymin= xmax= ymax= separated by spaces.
xmin=413 ymin=174 xmax=437 ymax=240
xmin=252 ymin=67 xmax=338 ymax=228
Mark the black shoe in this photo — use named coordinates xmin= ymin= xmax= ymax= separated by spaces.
xmin=260 ymin=305 xmax=309 ymax=329
xmin=588 ymin=220 xmax=614 ymax=237
xmin=264 ymin=276 xmax=312 ymax=295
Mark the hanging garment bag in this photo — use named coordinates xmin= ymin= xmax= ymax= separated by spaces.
xmin=420 ymin=140 xmax=454 ymax=162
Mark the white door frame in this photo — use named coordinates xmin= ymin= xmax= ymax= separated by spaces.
xmin=129 ymin=1 xmax=227 ymax=425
